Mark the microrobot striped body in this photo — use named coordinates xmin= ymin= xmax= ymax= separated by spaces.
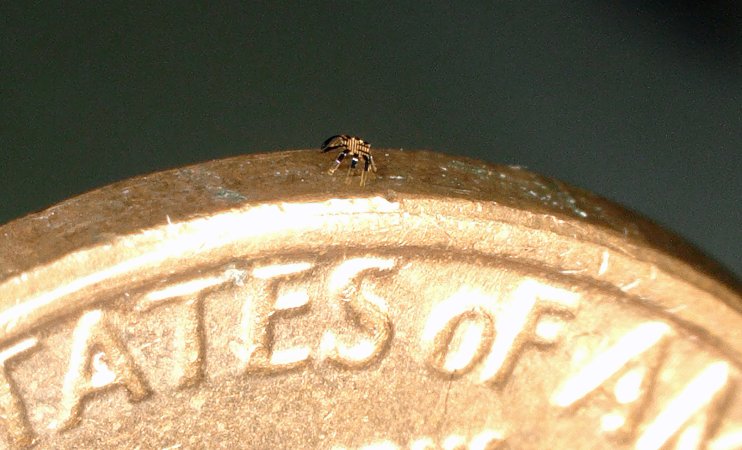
xmin=321 ymin=134 xmax=377 ymax=186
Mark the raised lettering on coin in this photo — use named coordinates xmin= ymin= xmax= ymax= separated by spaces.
xmin=421 ymin=289 xmax=495 ymax=376
xmin=0 ymin=338 xmax=38 ymax=447
xmin=709 ymin=428 xmax=742 ymax=450
xmin=636 ymin=361 xmax=733 ymax=450
xmin=136 ymin=273 xmax=237 ymax=388
xmin=478 ymin=279 xmax=580 ymax=385
xmin=231 ymin=262 xmax=313 ymax=373
xmin=58 ymin=310 xmax=151 ymax=431
xmin=551 ymin=321 xmax=672 ymax=441
xmin=0 ymin=148 xmax=740 ymax=449
xmin=321 ymin=257 xmax=395 ymax=369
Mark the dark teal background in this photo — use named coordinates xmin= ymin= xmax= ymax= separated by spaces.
xmin=1 ymin=3 xmax=740 ymax=276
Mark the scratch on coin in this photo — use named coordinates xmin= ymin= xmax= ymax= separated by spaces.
xmin=138 ymin=338 xmax=161 ymax=351
xmin=598 ymin=250 xmax=609 ymax=276
xmin=620 ymin=279 xmax=641 ymax=292
xmin=666 ymin=304 xmax=687 ymax=314
xmin=435 ymin=373 xmax=455 ymax=436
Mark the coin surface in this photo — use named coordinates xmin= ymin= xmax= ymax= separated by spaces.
xmin=0 ymin=149 xmax=740 ymax=449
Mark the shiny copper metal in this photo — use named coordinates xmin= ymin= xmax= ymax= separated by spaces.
xmin=0 ymin=149 xmax=739 ymax=449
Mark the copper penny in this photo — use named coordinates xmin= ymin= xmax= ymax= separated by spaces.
xmin=0 ymin=149 xmax=739 ymax=449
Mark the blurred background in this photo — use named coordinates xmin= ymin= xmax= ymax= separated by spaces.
xmin=1 ymin=2 xmax=740 ymax=277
